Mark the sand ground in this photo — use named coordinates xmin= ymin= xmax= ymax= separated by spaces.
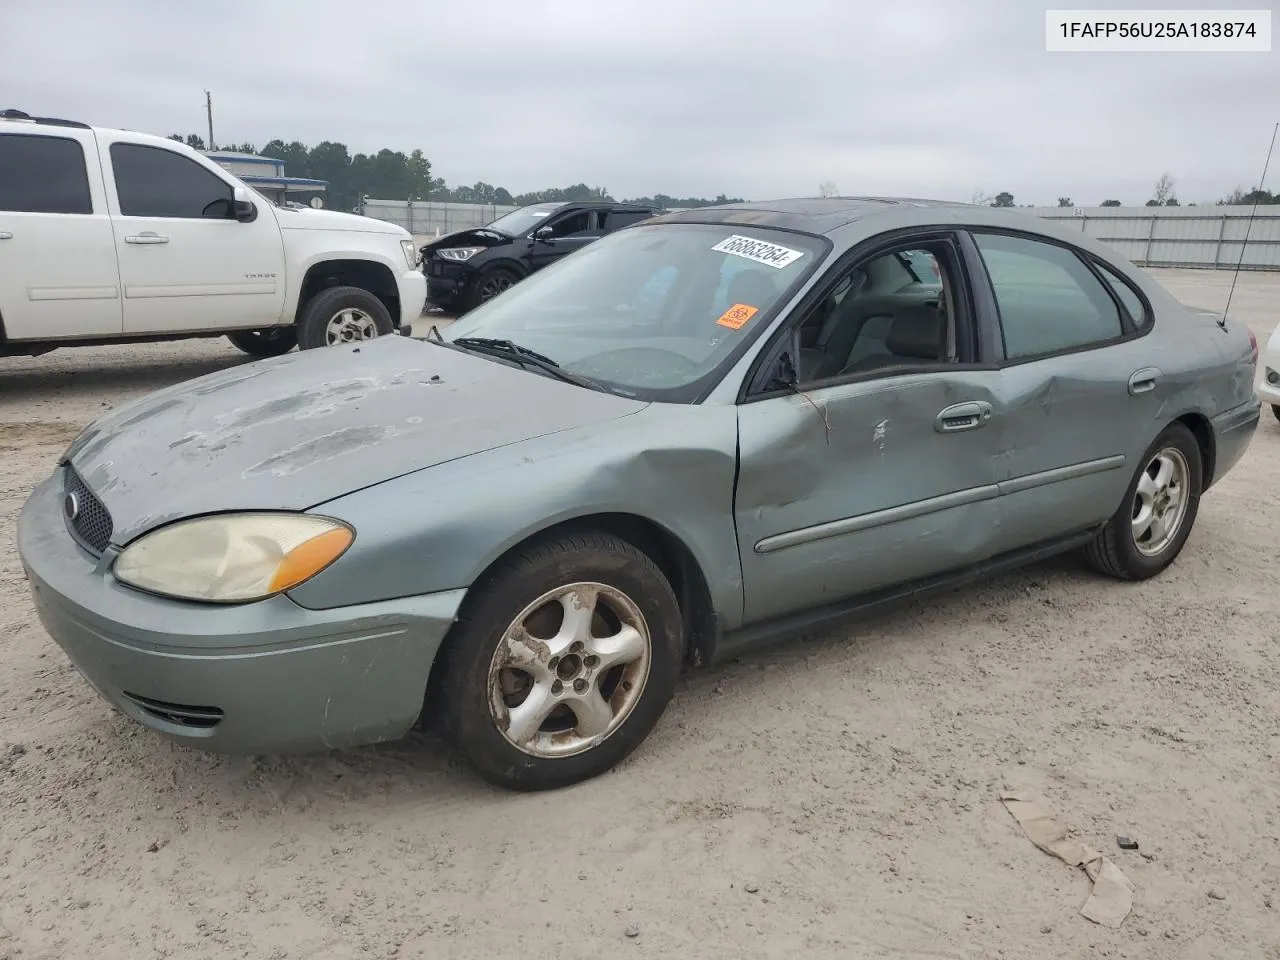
xmin=1 ymin=269 xmax=1279 ymax=960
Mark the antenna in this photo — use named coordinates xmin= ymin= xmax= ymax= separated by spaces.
xmin=1222 ymin=121 xmax=1278 ymax=328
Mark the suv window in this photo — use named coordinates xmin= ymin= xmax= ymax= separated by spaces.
xmin=1092 ymin=259 xmax=1150 ymax=328
xmin=602 ymin=210 xmax=652 ymax=232
xmin=0 ymin=134 xmax=92 ymax=214
xmin=973 ymin=232 xmax=1124 ymax=360
xmin=545 ymin=209 xmax=595 ymax=238
xmin=110 ymin=143 xmax=235 ymax=219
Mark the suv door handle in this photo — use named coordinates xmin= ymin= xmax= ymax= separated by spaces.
xmin=1128 ymin=367 xmax=1161 ymax=396
xmin=125 ymin=232 xmax=169 ymax=244
xmin=0 ymin=232 xmax=13 ymax=240
xmin=935 ymin=401 xmax=993 ymax=433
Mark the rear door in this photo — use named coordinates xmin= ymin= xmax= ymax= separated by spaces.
xmin=99 ymin=137 xmax=287 ymax=335
xmin=0 ymin=127 xmax=122 ymax=340
xmin=962 ymin=228 xmax=1161 ymax=555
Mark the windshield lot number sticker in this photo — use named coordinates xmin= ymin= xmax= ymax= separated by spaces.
xmin=717 ymin=303 xmax=759 ymax=329
xmin=712 ymin=235 xmax=804 ymax=269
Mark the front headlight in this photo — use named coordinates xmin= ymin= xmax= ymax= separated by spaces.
xmin=436 ymin=246 xmax=484 ymax=262
xmin=113 ymin=513 xmax=354 ymax=604
xmin=401 ymin=239 xmax=420 ymax=268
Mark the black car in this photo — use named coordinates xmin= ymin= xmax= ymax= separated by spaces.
xmin=420 ymin=200 xmax=660 ymax=313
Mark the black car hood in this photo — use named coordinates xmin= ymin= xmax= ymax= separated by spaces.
xmin=62 ymin=336 xmax=647 ymax=544
xmin=421 ymin=227 xmax=515 ymax=255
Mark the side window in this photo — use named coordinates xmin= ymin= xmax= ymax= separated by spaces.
xmin=602 ymin=210 xmax=651 ymax=232
xmin=788 ymin=242 xmax=961 ymax=385
xmin=0 ymin=134 xmax=92 ymax=214
xmin=974 ymin=232 xmax=1124 ymax=360
xmin=545 ymin=209 xmax=593 ymax=239
xmin=1092 ymin=259 xmax=1150 ymax=329
xmin=110 ymin=143 xmax=234 ymax=219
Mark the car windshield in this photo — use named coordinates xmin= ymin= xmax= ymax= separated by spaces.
xmin=442 ymin=223 xmax=827 ymax=401
xmin=483 ymin=204 xmax=566 ymax=237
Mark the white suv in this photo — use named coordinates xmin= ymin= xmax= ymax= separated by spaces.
xmin=0 ymin=110 xmax=426 ymax=357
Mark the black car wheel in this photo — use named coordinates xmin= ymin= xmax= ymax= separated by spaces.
xmin=1084 ymin=421 xmax=1203 ymax=581
xmin=466 ymin=266 xmax=520 ymax=312
xmin=226 ymin=327 xmax=298 ymax=357
xmin=434 ymin=530 xmax=684 ymax=791
xmin=1272 ymin=404 xmax=1280 ymax=423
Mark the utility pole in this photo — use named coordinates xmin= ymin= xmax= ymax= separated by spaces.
xmin=204 ymin=90 xmax=215 ymax=151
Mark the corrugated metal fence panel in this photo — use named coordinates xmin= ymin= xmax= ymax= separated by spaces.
xmin=1035 ymin=205 xmax=1280 ymax=270
xmin=359 ymin=199 xmax=1280 ymax=270
xmin=360 ymin=199 xmax=519 ymax=238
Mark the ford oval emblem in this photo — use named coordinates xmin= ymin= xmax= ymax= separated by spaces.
xmin=63 ymin=491 xmax=80 ymax=522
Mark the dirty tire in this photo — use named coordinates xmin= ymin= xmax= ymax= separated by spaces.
xmin=435 ymin=531 xmax=683 ymax=791
xmin=463 ymin=265 xmax=520 ymax=313
xmin=296 ymin=285 xmax=393 ymax=350
xmin=226 ymin=327 xmax=298 ymax=357
xmin=1084 ymin=421 xmax=1202 ymax=581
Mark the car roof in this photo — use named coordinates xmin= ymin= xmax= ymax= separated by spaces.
xmin=647 ymin=197 xmax=975 ymax=234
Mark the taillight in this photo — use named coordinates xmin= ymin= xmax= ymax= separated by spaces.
xmin=1249 ymin=330 xmax=1258 ymax=363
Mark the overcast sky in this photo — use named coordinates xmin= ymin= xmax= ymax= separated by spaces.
xmin=2 ymin=0 xmax=1276 ymax=205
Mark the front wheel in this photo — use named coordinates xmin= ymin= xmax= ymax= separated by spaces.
xmin=1084 ymin=421 xmax=1203 ymax=581
xmin=463 ymin=266 xmax=520 ymax=313
xmin=297 ymin=286 xmax=394 ymax=350
xmin=226 ymin=327 xmax=298 ymax=357
xmin=435 ymin=531 xmax=684 ymax=791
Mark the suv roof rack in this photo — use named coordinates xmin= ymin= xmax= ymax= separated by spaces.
xmin=1 ymin=109 xmax=92 ymax=130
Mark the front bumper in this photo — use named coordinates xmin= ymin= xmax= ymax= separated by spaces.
xmin=17 ymin=472 xmax=465 ymax=755
xmin=1208 ymin=395 xmax=1261 ymax=489
xmin=422 ymin=259 xmax=475 ymax=307
xmin=1258 ymin=359 xmax=1280 ymax=407
xmin=396 ymin=267 xmax=428 ymax=326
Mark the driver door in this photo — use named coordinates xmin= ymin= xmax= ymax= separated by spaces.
xmin=527 ymin=208 xmax=601 ymax=271
xmin=102 ymin=139 xmax=286 ymax=335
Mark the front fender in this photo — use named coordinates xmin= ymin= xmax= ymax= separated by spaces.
xmin=282 ymin=239 xmax=408 ymax=320
xmin=287 ymin=403 xmax=746 ymax=629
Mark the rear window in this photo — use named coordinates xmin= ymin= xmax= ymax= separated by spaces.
xmin=0 ymin=133 xmax=92 ymax=214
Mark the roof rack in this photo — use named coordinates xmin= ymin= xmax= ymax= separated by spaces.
xmin=1 ymin=109 xmax=92 ymax=130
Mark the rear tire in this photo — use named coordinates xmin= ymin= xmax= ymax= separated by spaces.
xmin=1084 ymin=422 xmax=1202 ymax=581
xmin=226 ymin=327 xmax=297 ymax=357
xmin=435 ymin=531 xmax=683 ymax=791
xmin=1272 ymin=404 xmax=1280 ymax=423
xmin=297 ymin=286 xmax=393 ymax=350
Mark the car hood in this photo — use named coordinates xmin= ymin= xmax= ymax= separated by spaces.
xmin=275 ymin=206 xmax=407 ymax=236
xmin=63 ymin=336 xmax=647 ymax=545
xmin=421 ymin=227 xmax=514 ymax=254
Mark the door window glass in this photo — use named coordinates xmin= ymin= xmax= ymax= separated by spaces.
xmin=0 ymin=134 xmax=92 ymax=214
xmin=111 ymin=143 xmax=235 ymax=219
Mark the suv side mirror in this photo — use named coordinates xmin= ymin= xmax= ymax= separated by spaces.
xmin=534 ymin=225 xmax=554 ymax=241
xmin=232 ymin=186 xmax=258 ymax=223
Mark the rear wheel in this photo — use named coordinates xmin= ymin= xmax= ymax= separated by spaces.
xmin=226 ymin=327 xmax=297 ymax=357
xmin=1084 ymin=422 xmax=1202 ymax=581
xmin=297 ymin=285 xmax=394 ymax=350
xmin=435 ymin=531 xmax=683 ymax=791
xmin=1272 ymin=404 xmax=1280 ymax=423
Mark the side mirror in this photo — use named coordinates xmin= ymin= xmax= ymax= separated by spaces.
xmin=534 ymin=225 xmax=554 ymax=241
xmin=767 ymin=331 xmax=801 ymax=393
xmin=232 ymin=186 xmax=258 ymax=223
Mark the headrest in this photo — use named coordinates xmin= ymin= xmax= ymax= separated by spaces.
xmin=885 ymin=306 xmax=943 ymax=360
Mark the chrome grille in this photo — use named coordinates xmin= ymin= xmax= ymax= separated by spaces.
xmin=64 ymin=465 xmax=113 ymax=555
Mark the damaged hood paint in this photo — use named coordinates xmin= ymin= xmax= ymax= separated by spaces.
xmin=63 ymin=336 xmax=647 ymax=544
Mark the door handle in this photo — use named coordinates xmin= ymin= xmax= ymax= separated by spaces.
xmin=1127 ymin=367 xmax=1161 ymax=396
xmin=935 ymin=401 xmax=993 ymax=433
xmin=125 ymin=232 xmax=169 ymax=244
xmin=0 ymin=232 xmax=13 ymax=240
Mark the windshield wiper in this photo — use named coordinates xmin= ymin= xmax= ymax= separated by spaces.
xmin=449 ymin=337 xmax=605 ymax=391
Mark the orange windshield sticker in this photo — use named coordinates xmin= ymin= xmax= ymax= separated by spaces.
xmin=716 ymin=303 xmax=759 ymax=329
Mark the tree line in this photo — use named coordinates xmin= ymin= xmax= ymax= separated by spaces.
xmin=169 ymin=134 xmax=742 ymax=211
xmin=967 ymin=173 xmax=1279 ymax=210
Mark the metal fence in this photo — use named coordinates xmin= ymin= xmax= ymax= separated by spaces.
xmin=1031 ymin=204 xmax=1280 ymax=270
xmin=359 ymin=199 xmax=519 ymax=238
xmin=360 ymin=197 xmax=1280 ymax=270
